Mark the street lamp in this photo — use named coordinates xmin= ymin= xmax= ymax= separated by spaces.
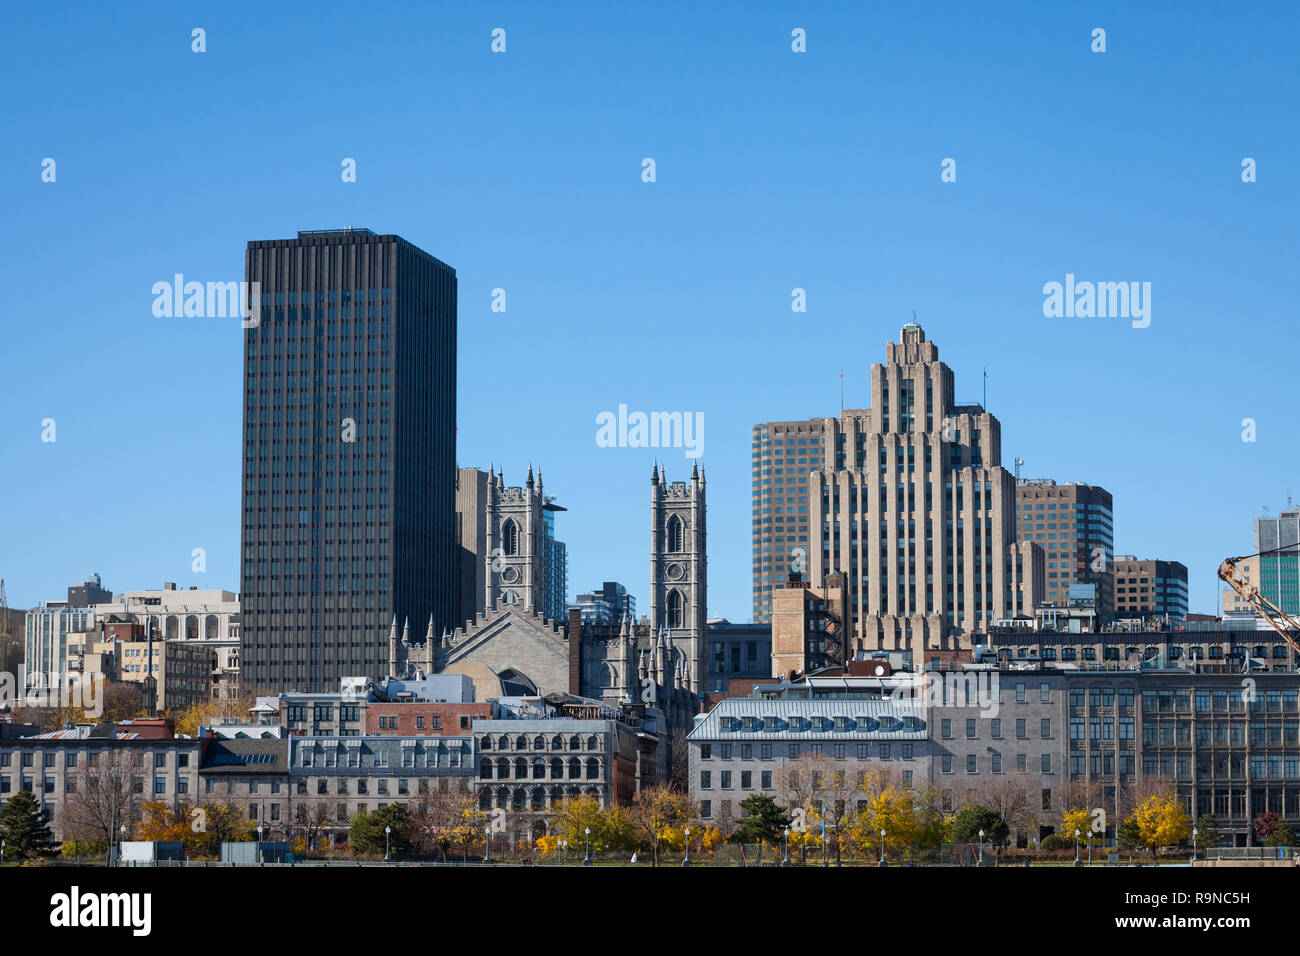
xmin=583 ymin=826 xmax=592 ymax=866
xmin=1192 ymin=827 xmax=1198 ymax=862
xmin=1074 ymin=828 xmax=1081 ymax=867
xmin=879 ymin=829 xmax=886 ymax=867
xmin=978 ymin=829 xmax=985 ymax=866
xmin=561 ymin=839 xmax=567 ymax=865
xmin=683 ymin=827 xmax=691 ymax=867
xmin=821 ymin=819 xmax=827 ymax=867
xmin=2 ymin=838 xmax=5 ymax=866
xmin=384 ymin=825 xmax=392 ymax=862
xmin=782 ymin=827 xmax=790 ymax=867
xmin=119 ymin=824 xmax=126 ymax=868
xmin=483 ymin=827 xmax=490 ymax=864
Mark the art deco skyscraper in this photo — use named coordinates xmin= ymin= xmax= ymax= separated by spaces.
xmin=239 ymin=229 xmax=456 ymax=692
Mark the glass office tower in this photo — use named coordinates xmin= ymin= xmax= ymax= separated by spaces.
xmin=239 ymin=229 xmax=456 ymax=692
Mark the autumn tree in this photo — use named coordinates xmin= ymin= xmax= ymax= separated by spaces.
xmin=1132 ymin=794 xmax=1192 ymax=857
xmin=629 ymin=785 xmax=695 ymax=866
xmin=412 ymin=784 xmax=486 ymax=861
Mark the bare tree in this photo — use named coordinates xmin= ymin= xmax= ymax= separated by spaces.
xmin=293 ymin=801 xmax=333 ymax=852
xmin=668 ymin=726 xmax=689 ymax=791
xmin=62 ymin=748 xmax=144 ymax=846
xmin=976 ymin=775 xmax=1038 ymax=843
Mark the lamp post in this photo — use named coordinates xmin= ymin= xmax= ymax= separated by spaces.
xmin=821 ymin=819 xmax=827 ymax=867
xmin=561 ymin=839 xmax=567 ymax=865
xmin=2 ymin=838 xmax=5 ymax=867
xmin=1192 ymin=827 xmax=1198 ymax=863
xmin=683 ymin=827 xmax=692 ymax=867
xmin=1088 ymin=831 xmax=1093 ymax=866
xmin=257 ymin=823 xmax=264 ymax=865
xmin=879 ymin=829 xmax=886 ymax=867
xmin=483 ymin=827 xmax=490 ymax=864
xmin=782 ymin=827 xmax=790 ymax=867
xmin=583 ymin=826 xmax=592 ymax=866
xmin=1074 ymin=828 xmax=1081 ymax=867
xmin=385 ymin=825 xmax=392 ymax=862
xmin=978 ymin=829 xmax=985 ymax=866
xmin=119 ymin=824 xmax=126 ymax=868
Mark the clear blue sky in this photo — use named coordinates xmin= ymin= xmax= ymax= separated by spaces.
xmin=1 ymin=1 xmax=1296 ymax=620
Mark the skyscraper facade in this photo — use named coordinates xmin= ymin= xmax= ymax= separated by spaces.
xmin=239 ymin=229 xmax=456 ymax=693
xmin=756 ymin=325 xmax=1042 ymax=654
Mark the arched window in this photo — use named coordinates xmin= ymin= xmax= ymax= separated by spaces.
xmin=586 ymin=758 xmax=600 ymax=780
xmin=165 ymin=615 xmax=179 ymax=640
xmin=498 ymin=735 xmax=510 ymax=751
xmin=515 ymin=735 xmax=528 ymax=750
xmin=480 ymin=759 xmax=492 ymax=779
xmin=568 ymin=757 xmax=581 ymax=779
xmin=496 ymin=757 xmax=510 ymax=779
xmin=587 ymin=735 xmax=599 ymax=750
xmin=502 ymin=519 xmax=519 ymax=556
xmin=667 ymin=589 xmax=685 ymax=628
xmin=667 ymin=515 xmax=684 ymax=552
xmin=479 ymin=790 xmax=492 ymax=811
xmin=480 ymin=736 xmax=492 ymax=751
xmin=549 ymin=786 xmax=564 ymax=806
xmin=512 ymin=789 xmax=526 ymax=811
xmin=531 ymin=787 xmax=545 ymax=811
xmin=551 ymin=735 xmax=563 ymax=750
xmin=515 ymin=757 xmax=528 ymax=778
xmin=205 ymin=614 xmax=219 ymax=640
xmin=569 ymin=735 xmax=581 ymax=750
xmin=533 ymin=757 xmax=546 ymax=779
xmin=550 ymin=757 xmax=563 ymax=778
xmin=534 ymin=735 xmax=546 ymax=750
xmin=185 ymin=615 xmax=199 ymax=640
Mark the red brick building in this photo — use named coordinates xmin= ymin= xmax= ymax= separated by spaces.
xmin=366 ymin=701 xmax=494 ymax=737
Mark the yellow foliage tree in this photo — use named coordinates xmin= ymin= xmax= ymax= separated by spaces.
xmin=1132 ymin=794 xmax=1192 ymax=857
xmin=1060 ymin=807 xmax=1101 ymax=847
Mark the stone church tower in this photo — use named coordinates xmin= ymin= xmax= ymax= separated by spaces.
xmin=649 ymin=462 xmax=707 ymax=694
xmin=483 ymin=465 xmax=546 ymax=614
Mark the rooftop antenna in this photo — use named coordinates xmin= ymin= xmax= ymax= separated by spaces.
xmin=983 ymin=368 xmax=988 ymax=411
xmin=839 ymin=370 xmax=844 ymax=413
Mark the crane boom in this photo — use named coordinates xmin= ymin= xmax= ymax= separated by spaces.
xmin=1218 ymin=556 xmax=1300 ymax=655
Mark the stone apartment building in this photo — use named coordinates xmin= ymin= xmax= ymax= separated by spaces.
xmin=0 ymin=721 xmax=203 ymax=841
xmin=687 ymin=679 xmax=932 ymax=829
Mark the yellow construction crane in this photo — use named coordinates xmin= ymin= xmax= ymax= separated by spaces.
xmin=1218 ymin=554 xmax=1300 ymax=654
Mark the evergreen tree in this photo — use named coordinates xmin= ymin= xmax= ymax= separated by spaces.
xmin=0 ymin=789 xmax=56 ymax=860
xmin=949 ymin=805 xmax=1009 ymax=847
xmin=734 ymin=794 xmax=792 ymax=845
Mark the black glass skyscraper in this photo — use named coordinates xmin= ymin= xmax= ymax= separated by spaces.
xmin=240 ymin=229 xmax=456 ymax=693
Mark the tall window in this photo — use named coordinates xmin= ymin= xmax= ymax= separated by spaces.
xmin=667 ymin=515 xmax=684 ymax=552
xmin=502 ymin=519 xmax=519 ymax=556
xmin=667 ymin=590 xmax=685 ymax=628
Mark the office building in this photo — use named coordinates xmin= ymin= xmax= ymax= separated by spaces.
xmin=1014 ymin=480 xmax=1114 ymax=618
xmin=796 ymin=325 xmax=1041 ymax=653
xmin=571 ymin=582 xmax=636 ymax=625
xmin=1256 ymin=510 xmax=1300 ymax=615
xmin=1112 ymin=557 xmax=1189 ymax=621
xmin=239 ymin=228 xmax=457 ymax=693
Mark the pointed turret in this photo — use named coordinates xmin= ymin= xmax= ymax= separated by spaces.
xmin=402 ymin=616 xmax=410 ymax=646
xmin=651 ymin=461 xmax=659 ymax=484
xmin=526 ymin=463 xmax=534 ymax=489
xmin=388 ymin=615 xmax=399 ymax=677
xmin=425 ymin=614 xmax=435 ymax=645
